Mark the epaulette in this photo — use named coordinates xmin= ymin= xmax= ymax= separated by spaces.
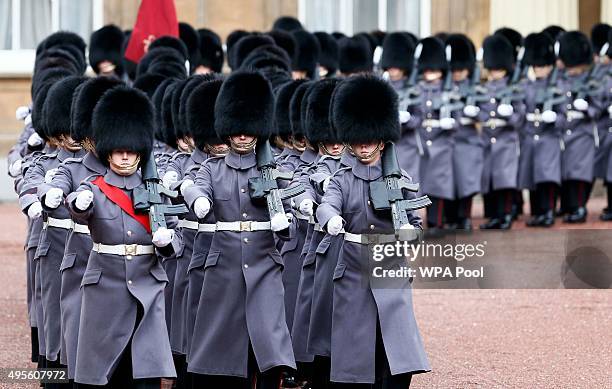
xmin=170 ymin=151 xmax=191 ymax=162
xmin=63 ymin=157 xmax=84 ymax=164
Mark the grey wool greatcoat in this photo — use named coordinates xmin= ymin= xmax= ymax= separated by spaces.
xmin=415 ymin=80 xmax=456 ymax=200
xmin=38 ymin=152 xmax=106 ymax=379
xmin=280 ymin=148 xmax=318 ymax=333
xmin=557 ymin=72 xmax=605 ymax=182
xmin=316 ymin=160 xmax=430 ymax=384
xmin=290 ymin=153 xmax=341 ymax=363
xmin=178 ymin=149 xmax=215 ymax=362
xmin=163 ymin=151 xmax=194 ymax=355
xmin=20 ymin=148 xmax=85 ymax=363
xmin=453 ymin=79 xmax=485 ymax=199
xmin=593 ymin=68 xmax=612 ymax=182
xmin=518 ymin=77 xmax=563 ymax=190
xmin=476 ymin=77 xmax=525 ymax=194
xmin=68 ymin=170 xmax=176 ymax=385
xmin=183 ymin=150 xmax=296 ymax=377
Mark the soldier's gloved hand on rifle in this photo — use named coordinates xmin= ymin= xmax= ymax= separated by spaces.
xmin=298 ymin=199 xmax=314 ymax=216
xmin=162 ymin=171 xmax=178 ymax=189
xmin=542 ymin=110 xmax=557 ymax=123
xmin=44 ymin=188 xmax=64 ymax=209
xmin=179 ymin=179 xmax=194 ymax=195
xmin=439 ymin=117 xmax=455 ymax=129
xmin=25 ymin=114 xmax=32 ymax=126
xmin=193 ymin=197 xmax=211 ymax=218
xmin=75 ymin=190 xmax=94 ymax=211
xmin=8 ymin=159 xmax=22 ymax=178
xmin=327 ymin=215 xmax=344 ymax=236
xmin=463 ymin=105 xmax=479 ymax=117
xmin=398 ymin=110 xmax=411 ymax=124
xmin=497 ymin=104 xmax=514 ymax=117
xmin=15 ymin=106 xmax=30 ymax=121
xmin=270 ymin=213 xmax=290 ymax=232
xmin=607 ymin=104 xmax=612 ymax=117
xmin=572 ymin=98 xmax=588 ymax=111
xmin=400 ymin=223 xmax=415 ymax=230
xmin=27 ymin=132 xmax=44 ymax=147
xmin=152 ymin=227 xmax=175 ymax=247
xmin=27 ymin=202 xmax=43 ymax=219
xmin=44 ymin=168 xmax=58 ymax=184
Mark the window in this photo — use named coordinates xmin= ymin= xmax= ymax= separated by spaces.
xmin=0 ymin=0 xmax=103 ymax=75
xmin=299 ymin=0 xmax=429 ymax=36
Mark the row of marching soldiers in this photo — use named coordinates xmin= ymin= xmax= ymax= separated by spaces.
xmin=8 ymin=16 xmax=432 ymax=389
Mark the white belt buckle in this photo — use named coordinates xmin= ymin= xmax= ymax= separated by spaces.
xmin=124 ymin=244 xmax=138 ymax=256
xmin=240 ymin=221 xmax=252 ymax=232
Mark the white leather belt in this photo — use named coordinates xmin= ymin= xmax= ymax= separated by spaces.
xmin=526 ymin=113 xmax=543 ymax=122
xmin=314 ymin=223 xmax=344 ymax=234
xmin=197 ymin=223 xmax=216 ymax=232
xmin=344 ymin=232 xmax=397 ymax=244
xmin=422 ymin=119 xmax=441 ymax=128
xmin=43 ymin=217 xmax=90 ymax=234
xmin=566 ymin=110 xmax=585 ymax=121
xmin=178 ymin=220 xmax=199 ymax=230
xmin=216 ymin=221 xmax=271 ymax=232
xmin=92 ymin=243 xmax=155 ymax=256
xmin=459 ymin=117 xmax=475 ymax=126
xmin=482 ymin=118 xmax=508 ymax=128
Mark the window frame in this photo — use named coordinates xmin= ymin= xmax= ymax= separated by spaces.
xmin=0 ymin=0 xmax=104 ymax=77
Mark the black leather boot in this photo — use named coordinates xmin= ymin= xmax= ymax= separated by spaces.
xmin=499 ymin=214 xmax=513 ymax=230
xmin=563 ymin=207 xmax=587 ymax=223
xmin=479 ymin=218 xmax=501 ymax=229
xmin=600 ymin=208 xmax=612 ymax=221
xmin=540 ymin=210 xmax=555 ymax=227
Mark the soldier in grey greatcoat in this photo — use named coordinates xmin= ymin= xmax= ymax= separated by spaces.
xmin=37 ymin=76 xmax=121 ymax=382
xmin=520 ymin=33 xmax=563 ymax=227
xmin=556 ymin=31 xmax=606 ymax=223
xmin=317 ymin=75 xmax=430 ymax=387
xmin=68 ymin=86 xmax=177 ymax=387
xmin=468 ymin=34 xmax=526 ymax=230
xmin=183 ymin=71 xmax=296 ymax=388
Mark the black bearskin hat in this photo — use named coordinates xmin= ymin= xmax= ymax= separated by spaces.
xmin=43 ymin=76 xmax=87 ymax=139
xmin=417 ymin=37 xmax=447 ymax=72
xmin=274 ymin=79 xmax=308 ymax=138
xmin=148 ymin=36 xmax=189 ymax=63
xmin=159 ymin=81 xmax=179 ymax=148
xmin=292 ymin=30 xmax=320 ymax=77
xmin=494 ymin=27 xmax=523 ymax=59
xmin=214 ymin=70 xmax=274 ymax=139
xmin=482 ymin=34 xmax=515 ymax=72
xmin=226 ymin=30 xmax=250 ymax=69
xmin=232 ymin=34 xmax=276 ymax=69
xmin=558 ymin=30 xmax=593 ymax=67
xmin=591 ymin=23 xmax=611 ymax=54
xmin=304 ymin=78 xmax=341 ymax=144
xmin=314 ymin=32 xmax=339 ymax=75
xmin=289 ymin=80 xmax=315 ymax=138
xmin=187 ymin=78 xmax=224 ymax=149
xmin=331 ymin=75 xmax=400 ymax=143
xmin=176 ymin=75 xmax=210 ymax=139
xmin=71 ymin=77 xmax=123 ymax=142
xmin=197 ymin=28 xmax=224 ymax=73
xmin=446 ymin=34 xmax=475 ymax=71
xmin=179 ymin=22 xmax=201 ymax=65
xmin=338 ymin=35 xmax=373 ymax=74
xmin=542 ymin=25 xmax=565 ymax=41
xmin=133 ymin=73 xmax=168 ymax=99
xmin=381 ymin=32 xmax=415 ymax=71
xmin=267 ymin=29 xmax=297 ymax=61
xmin=137 ymin=46 xmax=186 ymax=78
xmin=93 ymin=86 xmax=154 ymax=166
xmin=523 ymin=32 xmax=556 ymax=67
xmin=272 ymin=16 xmax=303 ymax=32
xmin=89 ymin=24 xmax=125 ymax=76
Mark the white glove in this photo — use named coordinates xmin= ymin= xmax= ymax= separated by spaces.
xmin=44 ymin=188 xmax=64 ymax=209
xmin=607 ymin=104 xmax=612 ymax=116
xmin=399 ymin=110 xmax=411 ymax=124
xmin=463 ymin=105 xmax=479 ymax=118
xmin=179 ymin=179 xmax=194 ymax=195
xmin=8 ymin=159 xmax=22 ymax=177
xmin=152 ymin=227 xmax=175 ymax=247
xmin=322 ymin=177 xmax=331 ymax=193
xmin=572 ymin=98 xmax=588 ymax=111
xmin=270 ymin=213 xmax=290 ymax=232
xmin=44 ymin=168 xmax=58 ymax=184
xmin=162 ymin=171 xmax=178 ymax=189
xmin=24 ymin=114 xmax=32 ymax=126
xmin=327 ymin=215 xmax=344 ymax=236
xmin=298 ymin=199 xmax=314 ymax=216
xmin=400 ymin=223 xmax=415 ymax=230
xmin=27 ymin=132 xmax=44 ymax=147
xmin=75 ymin=190 xmax=94 ymax=211
xmin=439 ymin=117 xmax=456 ymax=129
xmin=27 ymin=202 xmax=43 ymax=219
xmin=541 ymin=110 xmax=557 ymax=123
xmin=497 ymin=104 xmax=514 ymax=117
xmin=193 ymin=197 xmax=211 ymax=218
xmin=16 ymin=106 xmax=30 ymax=121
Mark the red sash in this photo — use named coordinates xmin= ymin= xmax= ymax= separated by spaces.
xmin=91 ymin=176 xmax=151 ymax=233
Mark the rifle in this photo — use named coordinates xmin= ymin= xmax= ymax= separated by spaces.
xmin=499 ymin=46 xmax=526 ymax=105
xmin=539 ymin=65 xmax=566 ymax=112
xmin=133 ymin=151 xmax=189 ymax=233
xmin=438 ymin=44 xmax=464 ymax=120
xmin=369 ymin=142 xmax=431 ymax=239
xmin=573 ymin=45 xmax=607 ymax=101
xmin=248 ymin=139 xmax=305 ymax=222
xmin=404 ymin=43 xmax=423 ymax=108
xmin=465 ymin=48 xmax=489 ymax=107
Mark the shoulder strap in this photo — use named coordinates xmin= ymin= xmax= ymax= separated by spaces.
xmin=91 ymin=176 xmax=151 ymax=233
